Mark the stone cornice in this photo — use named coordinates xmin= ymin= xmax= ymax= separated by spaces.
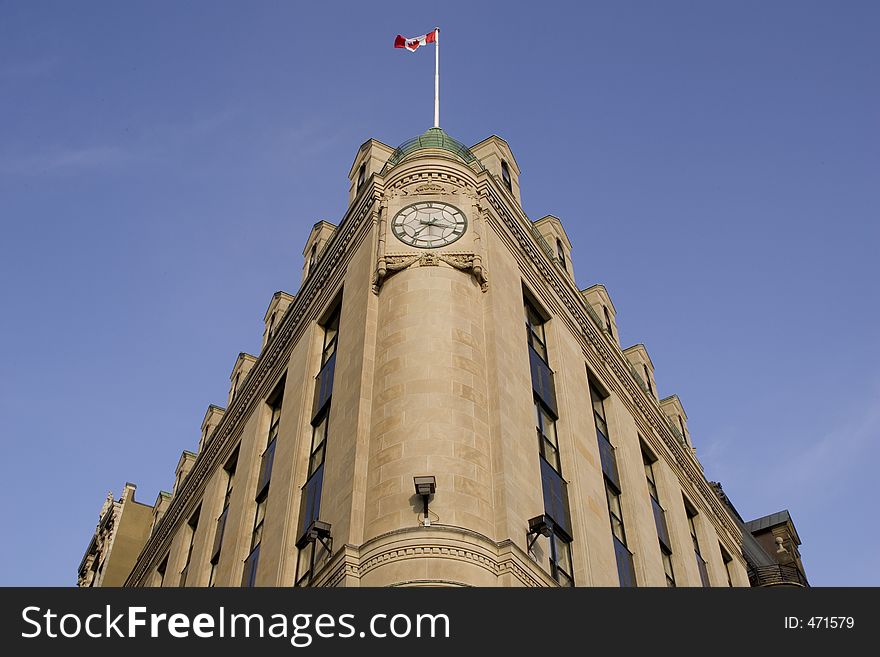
xmin=310 ymin=525 xmax=555 ymax=588
xmin=124 ymin=184 xmax=381 ymax=586
xmin=478 ymin=179 xmax=743 ymax=547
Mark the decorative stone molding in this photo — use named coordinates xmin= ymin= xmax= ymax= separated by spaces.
xmin=304 ymin=526 xmax=555 ymax=588
xmin=372 ymin=251 xmax=488 ymax=294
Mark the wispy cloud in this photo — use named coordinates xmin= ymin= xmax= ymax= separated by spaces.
xmin=279 ymin=118 xmax=346 ymax=159
xmin=0 ymin=146 xmax=132 ymax=175
xmin=0 ymin=57 xmax=59 ymax=79
xmin=699 ymin=382 xmax=880 ymax=504
xmin=0 ymin=108 xmax=241 ymax=176
xmin=778 ymin=389 xmax=880 ymax=490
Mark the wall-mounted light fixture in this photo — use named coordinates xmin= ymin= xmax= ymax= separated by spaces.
xmin=527 ymin=514 xmax=554 ymax=552
xmin=414 ymin=476 xmax=436 ymax=527
xmin=295 ymin=519 xmax=333 ymax=552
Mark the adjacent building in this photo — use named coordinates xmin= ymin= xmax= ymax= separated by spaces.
xmin=79 ymin=127 xmax=807 ymax=587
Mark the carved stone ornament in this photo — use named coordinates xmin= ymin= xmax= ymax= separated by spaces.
xmin=372 ymin=252 xmax=488 ymax=294
xmin=413 ymin=183 xmax=446 ymax=194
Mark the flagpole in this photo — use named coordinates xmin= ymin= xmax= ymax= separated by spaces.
xmin=434 ymin=27 xmax=440 ymax=128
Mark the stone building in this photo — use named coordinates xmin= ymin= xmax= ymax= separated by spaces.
xmin=77 ymin=483 xmax=153 ymax=587
xmin=79 ymin=127 xmax=807 ymax=587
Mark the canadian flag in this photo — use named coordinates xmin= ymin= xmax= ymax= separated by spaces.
xmin=394 ymin=29 xmax=437 ymax=52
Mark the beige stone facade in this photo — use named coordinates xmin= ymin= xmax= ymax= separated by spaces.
xmin=78 ymin=483 xmax=153 ymax=587
xmin=80 ymin=128 xmax=805 ymax=588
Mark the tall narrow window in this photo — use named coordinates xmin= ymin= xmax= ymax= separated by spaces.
xmin=685 ymin=501 xmax=710 ymax=587
xmin=591 ymin=382 xmax=635 ymax=587
xmin=643 ymin=447 xmax=674 ymax=586
xmin=356 ymin=164 xmax=366 ymax=192
xmin=156 ymin=554 xmax=168 ymax=588
xmin=242 ymin=378 xmax=285 ymax=588
xmin=643 ymin=365 xmax=653 ymax=397
xmin=241 ymin=495 xmax=266 ymax=587
xmin=603 ymin=306 xmax=614 ymax=339
xmin=555 ymin=238 xmax=566 ymax=270
xmin=179 ymin=506 xmax=200 ymax=587
xmin=231 ymin=371 xmax=240 ymax=403
xmin=678 ymin=416 xmax=687 ymax=444
xmin=524 ymin=300 xmax=547 ymax=362
xmin=526 ymin=297 xmax=573 ymax=586
xmin=661 ymin=547 xmax=676 ymax=587
xmin=209 ymin=449 xmax=238 ymax=587
xmin=720 ymin=545 xmax=734 ymax=587
xmin=296 ymin=303 xmax=341 ymax=586
xmin=267 ymin=311 xmax=277 ymax=342
xmin=308 ymin=243 xmax=318 ymax=275
xmin=501 ymin=160 xmax=512 ymax=192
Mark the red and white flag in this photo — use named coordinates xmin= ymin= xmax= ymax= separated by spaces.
xmin=394 ymin=29 xmax=437 ymax=52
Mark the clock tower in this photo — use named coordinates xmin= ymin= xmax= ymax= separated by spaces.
xmin=108 ymin=124 xmax=799 ymax=591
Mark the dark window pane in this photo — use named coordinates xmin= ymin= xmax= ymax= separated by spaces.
xmin=211 ymin=506 xmax=229 ymax=561
xmin=550 ymin=536 xmax=574 ymax=587
xmin=696 ymin=552 xmax=710 ymax=587
xmin=298 ymin=465 xmax=324 ymax=540
xmin=539 ymin=432 xmax=561 ymax=473
xmin=614 ymin=536 xmax=636 ymax=587
xmin=313 ymin=351 xmax=336 ymax=419
xmin=256 ymin=437 xmax=276 ymax=499
xmin=309 ymin=441 xmax=326 ymax=478
xmin=241 ymin=544 xmax=260 ymax=588
xmin=652 ymin=497 xmax=671 ymax=551
xmin=295 ymin=541 xmax=315 ymax=587
xmin=529 ymin=345 xmax=557 ymax=416
xmin=540 ymin=457 xmax=571 ymax=539
xmin=662 ymin=548 xmax=676 ymax=587
xmin=597 ymin=431 xmax=620 ymax=489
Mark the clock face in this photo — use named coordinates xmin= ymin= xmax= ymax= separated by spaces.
xmin=391 ymin=202 xmax=467 ymax=248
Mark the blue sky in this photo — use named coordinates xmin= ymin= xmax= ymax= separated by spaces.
xmin=1 ymin=1 xmax=877 ymax=586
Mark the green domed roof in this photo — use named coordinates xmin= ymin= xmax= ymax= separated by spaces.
xmin=383 ymin=127 xmax=480 ymax=171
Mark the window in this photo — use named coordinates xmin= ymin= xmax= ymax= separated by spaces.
xmin=356 ymin=163 xmax=366 ymax=192
xmin=156 ymin=554 xmax=168 ymax=588
xmin=243 ymin=378 xmax=285 ymax=588
xmin=548 ymin=528 xmax=574 ymax=587
xmin=643 ymin=364 xmax=653 ymax=397
xmin=602 ymin=305 xmax=613 ymax=339
xmin=643 ymin=450 xmax=658 ymax=501
xmin=242 ymin=494 xmax=266 ymax=587
xmin=524 ymin=300 xmax=547 ymax=362
xmin=525 ymin=298 xmax=557 ymax=416
xmin=209 ymin=449 xmax=238 ymax=587
xmin=686 ymin=501 xmax=710 ymax=587
xmin=605 ymin=479 xmax=635 ymax=587
xmin=231 ymin=371 xmax=240 ymax=403
xmin=555 ymin=238 xmax=566 ymax=270
xmin=267 ymin=311 xmax=277 ymax=342
xmin=591 ymin=383 xmax=620 ymax=489
xmin=720 ymin=545 xmax=734 ymax=587
xmin=643 ymin=446 xmax=674 ymax=586
xmin=296 ymin=304 xmax=341 ymax=586
xmin=525 ymin=295 xmax=573 ymax=587
xmin=257 ymin=381 xmax=284 ymax=499
xmin=661 ymin=546 xmax=676 ymax=587
xmin=179 ymin=506 xmax=200 ymax=587
xmin=501 ymin=160 xmax=512 ymax=192
xmin=535 ymin=399 xmax=561 ymax=473
xmin=606 ymin=480 xmax=626 ymax=545
xmin=590 ymin=383 xmax=610 ymax=443
xmin=308 ymin=243 xmax=318 ymax=274
xmin=590 ymin=380 xmax=634 ymax=587
xmin=678 ymin=415 xmax=687 ymax=444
